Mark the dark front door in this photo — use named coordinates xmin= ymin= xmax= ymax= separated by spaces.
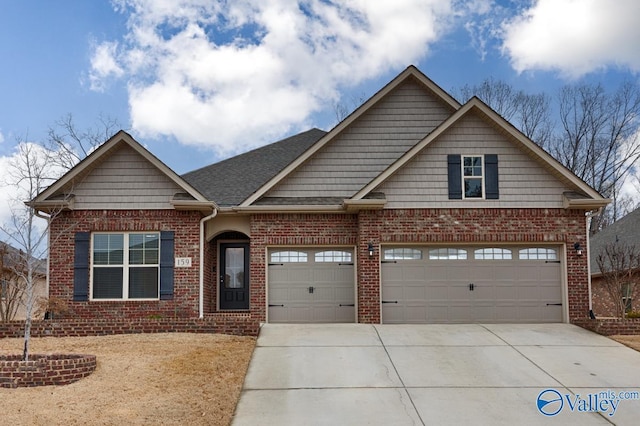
xmin=219 ymin=242 xmax=250 ymax=310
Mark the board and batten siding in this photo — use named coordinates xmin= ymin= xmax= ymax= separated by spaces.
xmin=376 ymin=112 xmax=572 ymax=208
xmin=71 ymin=145 xmax=184 ymax=209
xmin=266 ymin=78 xmax=455 ymax=198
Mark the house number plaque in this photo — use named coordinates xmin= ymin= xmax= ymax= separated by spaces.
xmin=175 ymin=257 xmax=192 ymax=268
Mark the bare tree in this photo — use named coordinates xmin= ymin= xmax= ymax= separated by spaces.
xmin=0 ymin=142 xmax=61 ymax=360
xmin=0 ymin=116 xmax=118 ymax=360
xmin=457 ymin=78 xmax=640 ymax=231
xmin=46 ymin=113 xmax=121 ymax=170
xmin=0 ymin=244 xmax=26 ymax=322
xmin=333 ymin=92 xmax=368 ymax=123
xmin=456 ymin=78 xmax=553 ymax=148
xmin=595 ymin=242 xmax=640 ymax=319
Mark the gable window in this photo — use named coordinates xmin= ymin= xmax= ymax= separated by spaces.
xmin=463 ymin=156 xmax=484 ymax=198
xmin=448 ymin=154 xmax=499 ymax=200
xmin=92 ymin=233 xmax=160 ymax=300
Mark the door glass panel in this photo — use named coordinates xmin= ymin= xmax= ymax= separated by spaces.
xmin=224 ymin=247 xmax=245 ymax=289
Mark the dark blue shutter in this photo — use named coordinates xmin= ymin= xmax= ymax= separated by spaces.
xmin=159 ymin=231 xmax=174 ymax=300
xmin=73 ymin=232 xmax=90 ymax=301
xmin=485 ymin=154 xmax=499 ymax=199
xmin=447 ymin=155 xmax=462 ymax=199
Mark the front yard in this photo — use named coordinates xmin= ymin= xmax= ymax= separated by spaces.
xmin=0 ymin=333 xmax=255 ymax=425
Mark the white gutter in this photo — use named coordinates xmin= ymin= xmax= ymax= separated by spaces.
xmin=199 ymin=208 xmax=218 ymax=318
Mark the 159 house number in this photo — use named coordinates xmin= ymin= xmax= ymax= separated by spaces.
xmin=175 ymin=257 xmax=192 ymax=268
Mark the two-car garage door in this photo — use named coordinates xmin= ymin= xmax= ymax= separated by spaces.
xmin=381 ymin=246 xmax=564 ymax=324
xmin=268 ymin=248 xmax=355 ymax=323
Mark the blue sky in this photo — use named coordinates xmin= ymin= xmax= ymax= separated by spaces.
xmin=1 ymin=0 xmax=639 ymax=217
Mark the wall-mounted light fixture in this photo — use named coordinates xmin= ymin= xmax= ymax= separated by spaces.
xmin=368 ymin=242 xmax=375 ymax=258
xmin=574 ymin=242 xmax=583 ymax=256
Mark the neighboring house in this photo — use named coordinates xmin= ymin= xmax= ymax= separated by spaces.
xmin=30 ymin=66 xmax=609 ymax=327
xmin=0 ymin=242 xmax=47 ymax=321
xmin=590 ymin=208 xmax=640 ymax=317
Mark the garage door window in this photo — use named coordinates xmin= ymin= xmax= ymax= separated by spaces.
xmin=270 ymin=251 xmax=308 ymax=263
xmin=474 ymin=248 xmax=512 ymax=260
xmin=518 ymin=248 xmax=558 ymax=260
xmin=429 ymin=248 xmax=467 ymax=260
xmin=315 ymin=251 xmax=352 ymax=262
xmin=384 ymin=248 xmax=423 ymax=260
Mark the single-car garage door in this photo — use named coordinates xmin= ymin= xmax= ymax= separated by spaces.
xmin=381 ymin=246 xmax=563 ymax=324
xmin=268 ymin=248 xmax=355 ymax=323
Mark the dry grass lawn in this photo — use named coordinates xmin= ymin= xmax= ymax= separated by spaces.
xmin=611 ymin=334 xmax=640 ymax=352
xmin=0 ymin=333 xmax=255 ymax=426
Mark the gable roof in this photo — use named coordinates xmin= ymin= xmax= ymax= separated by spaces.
xmin=240 ymin=65 xmax=460 ymax=207
xmin=590 ymin=207 xmax=640 ymax=275
xmin=349 ymin=96 xmax=609 ymax=209
xmin=30 ymin=130 xmax=215 ymax=213
xmin=182 ymin=128 xmax=326 ymax=207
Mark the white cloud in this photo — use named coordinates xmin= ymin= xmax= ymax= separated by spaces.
xmin=89 ymin=41 xmax=125 ymax=92
xmin=501 ymin=0 xmax=640 ymax=78
xmin=91 ymin=0 xmax=458 ymax=154
xmin=0 ymin=130 xmax=4 ymax=144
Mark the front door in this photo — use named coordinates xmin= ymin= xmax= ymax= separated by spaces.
xmin=219 ymin=242 xmax=250 ymax=310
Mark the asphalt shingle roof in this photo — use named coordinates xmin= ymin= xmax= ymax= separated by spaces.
xmin=181 ymin=128 xmax=326 ymax=207
xmin=589 ymin=207 xmax=640 ymax=274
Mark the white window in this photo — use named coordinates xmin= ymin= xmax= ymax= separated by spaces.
xmin=384 ymin=248 xmax=423 ymax=260
xmin=92 ymin=233 xmax=160 ymax=300
xmin=518 ymin=248 xmax=558 ymax=260
xmin=270 ymin=251 xmax=308 ymax=263
xmin=462 ymin=155 xmax=484 ymax=198
xmin=474 ymin=248 xmax=512 ymax=260
xmin=429 ymin=248 xmax=467 ymax=260
xmin=315 ymin=251 xmax=352 ymax=263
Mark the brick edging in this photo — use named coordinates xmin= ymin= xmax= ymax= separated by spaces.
xmin=0 ymin=315 xmax=260 ymax=339
xmin=0 ymin=354 xmax=96 ymax=388
xmin=573 ymin=318 xmax=640 ymax=335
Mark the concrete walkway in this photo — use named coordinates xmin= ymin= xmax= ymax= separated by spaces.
xmin=232 ymin=324 xmax=640 ymax=425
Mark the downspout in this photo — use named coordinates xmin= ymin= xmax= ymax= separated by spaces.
xmin=199 ymin=208 xmax=218 ymax=318
xmin=34 ymin=210 xmax=51 ymax=306
xmin=585 ymin=209 xmax=600 ymax=319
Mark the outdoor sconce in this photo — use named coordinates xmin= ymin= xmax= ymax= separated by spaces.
xmin=368 ymin=242 xmax=375 ymax=258
xmin=574 ymin=242 xmax=583 ymax=256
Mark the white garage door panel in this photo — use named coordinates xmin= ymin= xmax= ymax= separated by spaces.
xmin=382 ymin=246 xmax=563 ymax=324
xmin=268 ymin=249 xmax=355 ymax=323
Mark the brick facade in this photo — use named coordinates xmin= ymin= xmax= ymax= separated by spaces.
xmin=591 ymin=272 xmax=640 ymax=318
xmin=47 ymin=207 xmax=591 ymax=331
xmin=49 ymin=210 xmax=203 ymax=320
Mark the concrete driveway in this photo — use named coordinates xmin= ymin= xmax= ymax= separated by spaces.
xmin=232 ymin=324 xmax=640 ymax=425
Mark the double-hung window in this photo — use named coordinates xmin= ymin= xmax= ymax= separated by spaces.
xmin=463 ymin=156 xmax=484 ymax=198
xmin=92 ymin=233 xmax=160 ymax=300
xmin=447 ymin=154 xmax=499 ymax=200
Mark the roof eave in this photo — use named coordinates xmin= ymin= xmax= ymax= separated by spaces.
xmin=170 ymin=200 xmax=217 ymax=213
xmin=342 ymin=198 xmax=387 ymax=212
xmin=563 ymin=195 xmax=611 ymax=210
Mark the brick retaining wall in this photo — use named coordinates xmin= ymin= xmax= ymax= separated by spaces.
xmin=0 ymin=314 xmax=259 ymax=339
xmin=574 ymin=318 xmax=640 ymax=335
xmin=0 ymin=354 xmax=96 ymax=388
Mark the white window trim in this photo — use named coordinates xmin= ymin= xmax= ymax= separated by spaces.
xmin=90 ymin=232 xmax=160 ymax=301
xmin=461 ymin=154 xmax=485 ymax=199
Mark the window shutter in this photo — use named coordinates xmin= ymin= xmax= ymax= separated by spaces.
xmin=485 ymin=154 xmax=499 ymax=199
xmin=73 ymin=232 xmax=90 ymax=301
xmin=447 ymin=154 xmax=462 ymax=199
xmin=159 ymin=231 xmax=175 ymax=300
